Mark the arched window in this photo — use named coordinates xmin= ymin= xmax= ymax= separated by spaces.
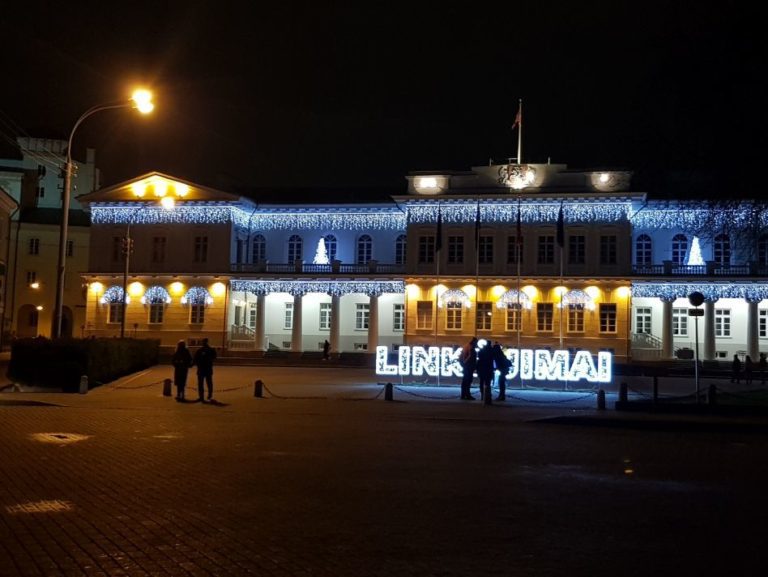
xmin=288 ymin=235 xmax=303 ymax=263
xmin=758 ymin=234 xmax=768 ymax=266
xmin=182 ymin=286 xmax=212 ymax=324
xmin=635 ymin=234 xmax=652 ymax=266
xmin=324 ymin=234 xmax=338 ymax=262
xmin=671 ymin=234 xmax=688 ymax=265
xmin=357 ymin=234 xmax=373 ymax=264
xmin=142 ymin=286 xmax=171 ymax=324
xmin=395 ymin=234 xmax=407 ymax=265
xmin=252 ymin=234 xmax=266 ymax=263
xmin=714 ymin=233 xmax=731 ymax=265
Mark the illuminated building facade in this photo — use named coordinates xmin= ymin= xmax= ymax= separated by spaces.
xmin=79 ymin=165 xmax=766 ymax=362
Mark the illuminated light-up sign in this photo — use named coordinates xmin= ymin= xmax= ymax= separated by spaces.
xmin=375 ymin=346 xmax=612 ymax=384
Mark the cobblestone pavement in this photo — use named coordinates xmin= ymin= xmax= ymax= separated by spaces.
xmin=1 ymin=366 xmax=767 ymax=576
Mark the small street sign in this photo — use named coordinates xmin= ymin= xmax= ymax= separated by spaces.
xmin=689 ymin=308 xmax=704 ymax=316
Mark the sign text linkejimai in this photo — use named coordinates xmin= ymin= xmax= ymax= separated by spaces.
xmin=376 ymin=346 xmax=612 ymax=384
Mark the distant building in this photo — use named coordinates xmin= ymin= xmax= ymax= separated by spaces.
xmin=78 ymin=164 xmax=768 ymax=362
xmin=0 ymin=137 xmax=97 ymax=341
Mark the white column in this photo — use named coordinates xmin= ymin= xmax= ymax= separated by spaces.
xmin=704 ymin=299 xmax=717 ymax=361
xmin=367 ymin=294 xmax=380 ymax=354
xmin=746 ymin=299 xmax=760 ymax=361
xmin=330 ymin=294 xmax=341 ymax=355
xmin=291 ymin=293 xmax=304 ymax=352
xmin=661 ymin=298 xmax=674 ymax=360
xmin=254 ymin=294 xmax=266 ymax=351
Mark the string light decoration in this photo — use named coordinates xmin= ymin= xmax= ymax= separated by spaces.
xmin=231 ymin=279 xmax=405 ymax=297
xmin=687 ymin=236 xmax=704 ymax=266
xmin=405 ymin=201 xmax=632 ymax=224
xmin=560 ymin=289 xmax=596 ymax=310
xmin=498 ymin=164 xmax=536 ymax=189
xmin=92 ymin=204 xmax=242 ymax=226
xmin=630 ymin=202 xmax=768 ymax=232
xmin=496 ymin=289 xmax=532 ymax=309
xmin=632 ymin=283 xmax=768 ymax=301
xmin=438 ymin=289 xmax=472 ymax=309
xmin=181 ymin=286 xmax=213 ymax=305
xmin=100 ymin=285 xmax=127 ymax=304
xmin=140 ymin=285 xmax=171 ymax=305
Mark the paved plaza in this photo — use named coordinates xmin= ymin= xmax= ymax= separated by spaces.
xmin=1 ymin=366 xmax=767 ymax=576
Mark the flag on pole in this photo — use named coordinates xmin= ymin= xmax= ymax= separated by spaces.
xmin=435 ymin=206 xmax=442 ymax=253
xmin=511 ymin=105 xmax=522 ymax=130
xmin=556 ymin=203 xmax=565 ymax=248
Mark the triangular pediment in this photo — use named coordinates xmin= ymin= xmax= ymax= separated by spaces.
xmin=77 ymin=172 xmax=243 ymax=204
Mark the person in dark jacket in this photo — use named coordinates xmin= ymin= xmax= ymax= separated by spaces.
xmin=171 ymin=340 xmax=193 ymax=401
xmin=193 ymin=338 xmax=218 ymax=402
xmin=492 ymin=342 xmax=511 ymax=401
xmin=460 ymin=337 xmax=478 ymax=400
xmin=731 ymin=354 xmax=742 ymax=384
xmin=476 ymin=341 xmax=495 ymax=400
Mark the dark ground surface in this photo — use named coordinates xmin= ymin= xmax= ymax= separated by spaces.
xmin=1 ymin=366 xmax=767 ymax=576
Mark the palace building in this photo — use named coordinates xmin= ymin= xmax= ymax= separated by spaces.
xmin=78 ymin=164 xmax=768 ymax=363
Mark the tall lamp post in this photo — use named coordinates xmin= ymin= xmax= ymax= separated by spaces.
xmin=53 ymin=90 xmax=154 ymax=338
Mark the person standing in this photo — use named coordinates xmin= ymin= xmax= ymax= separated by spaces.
xmin=731 ymin=354 xmax=741 ymax=384
xmin=760 ymin=353 xmax=767 ymax=385
xmin=460 ymin=337 xmax=478 ymax=400
xmin=171 ymin=340 xmax=193 ymax=401
xmin=193 ymin=338 xmax=217 ymax=402
xmin=492 ymin=341 xmax=510 ymax=401
xmin=745 ymin=355 xmax=754 ymax=386
xmin=476 ymin=341 xmax=495 ymax=400
xmin=323 ymin=339 xmax=330 ymax=360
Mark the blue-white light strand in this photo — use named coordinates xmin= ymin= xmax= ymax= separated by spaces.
xmin=632 ymin=282 xmax=768 ymax=301
xmin=231 ymin=279 xmax=405 ymax=297
xmin=181 ymin=286 xmax=213 ymax=305
xmin=141 ymin=285 xmax=172 ymax=305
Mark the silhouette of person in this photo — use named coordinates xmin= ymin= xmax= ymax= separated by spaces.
xmin=731 ymin=354 xmax=741 ymax=384
xmin=193 ymin=338 xmax=217 ymax=402
xmin=745 ymin=355 xmax=754 ymax=386
xmin=760 ymin=353 xmax=767 ymax=385
xmin=171 ymin=340 xmax=193 ymax=401
xmin=323 ymin=339 xmax=330 ymax=360
xmin=460 ymin=337 xmax=478 ymax=400
xmin=476 ymin=341 xmax=495 ymax=400
xmin=492 ymin=341 xmax=510 ymax=401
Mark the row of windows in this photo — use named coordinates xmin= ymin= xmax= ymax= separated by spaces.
xmin=235 ymin=234 xmax=409 ymax=265
xmin=633 ymin=307 xmax=768 ymax=338
xmin=635 ymin=233 xmax=737 ymax=266
xmin=27 ymin=238 xmax=73 ymax=257
xmin=418 ymin=235 xmax=618 ymax=265
xmin=415 ymin=302 xmax=619 ymax=333
xmin=107 ymin=302 xmax=206 ymax=325
xmin=232 ymin=302 xmax=406 ymax=332
xmin=111 ymin=236 xmax=209 ymax=263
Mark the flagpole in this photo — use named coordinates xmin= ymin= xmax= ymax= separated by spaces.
xmin=558 ymin=202 xmax=564 ymax=351
xmin=475 ymin=198 xmax=480 ymax=335
xmin=516 ymin=98 xmax=523 ymax=164
xmin=435 ymin=202 xmax=441 ymax=386
xmin=516 ymin=193 xmax=523 ymax=388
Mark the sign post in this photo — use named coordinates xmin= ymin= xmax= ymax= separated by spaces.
xmin=688 ymin=292 xmax=705 ymax=403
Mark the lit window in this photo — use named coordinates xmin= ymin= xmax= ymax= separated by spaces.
xmin=476 ymin=302 xmax=492 ymax=331
xmin=355 ymin=303 xmax=370 ymax=330
xmin=393 ymin=303 xmax=405 ymax=331
xmin=445 ymin=302 xmax=463 ymax=330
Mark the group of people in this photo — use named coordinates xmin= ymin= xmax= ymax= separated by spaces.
xmin=459 ymin=337 xmax=511 ymax=401
xmin=171 ymin=338 xmax=217 ymax=402
xmin=731 ymin=352 xmax=767 ymax=386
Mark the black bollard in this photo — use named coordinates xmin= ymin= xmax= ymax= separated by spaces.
xmin=597 ymin=389 xmax=606 ymax=410
xmin=254 ymin=379 xmax=263 ymax=398
xmin=707 ymin=384 xmax=717 ymax=405
xmin=619 ymin=382 xmax=628 ymax=403
xmin=483 ymin=383 xmax=492 ymax=405
xmin=163 ymin=378 xmax=172 ymax=397
xmin=653 ymin=376 xmax=659 ymax=403
xmin=385 ymin=382 xmax=393 ymax=401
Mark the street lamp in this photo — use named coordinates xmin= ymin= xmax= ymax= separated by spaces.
xmin=52 ymin=89 xmax=154 ymax=338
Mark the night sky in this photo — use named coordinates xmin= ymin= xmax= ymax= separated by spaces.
xmin=1 ymin=2 xmax=763 ymax=197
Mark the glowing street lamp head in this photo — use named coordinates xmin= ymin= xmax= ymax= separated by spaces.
xmin=131 ymin=89 xmax=154 ymax=114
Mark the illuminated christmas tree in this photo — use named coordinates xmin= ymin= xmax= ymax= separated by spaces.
xmin=313 ymin=237 xmax=329 ymax=265
xmin=687 ymin=236 xmax=704 ymax=266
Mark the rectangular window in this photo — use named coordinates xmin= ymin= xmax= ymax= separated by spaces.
xmin=600 ymin=303 xmax=617 ymax=333
xmin=36 ymin=186 xmax=45 ymax=199
xmin=600 ymin=235 xmax=617 ymax=265
xmin=568 ymin=235 xmax=586 ymax=265
xmin=537 ymin=236 xmax=554 ymax=264
xmin=567 ymin=305 xmax=585 ymax=332
xmin=760 ymin=310 xmax=768 ymax=338
xmin=248 ymin=304 xmax=257 ymax=329
xmin=149 ymin=303 xmax=164 ymax=324
xmin=418 ymin=236 xmax=435 ymax=264
xmin=284 ymin=302 xmax=293 ymax=329
xmin=66 ymin=240 xmax=74 ymax=257
xmin=507 ymin=236 xmax=523 ymax=264
xmin=506 ymin=305 xmax=522 ymax=332
xmin=476 ymin=302 xmax=492 ymax=331
xmin=672 ymin=308 xmax=688 ymax=337
xmin=108 ymin=302 xmax=123 ymax=324
xmin=537 ymin=303 xmax=554 ymax=332
xmin=319 ymin=303 xmax=331 ymax=330
xmin=26 ymin=271 xmax=37 ymax=284
xmin=478 ymin=236 xmax=494 ymax=264
xmin=194 ymin=236 xmax=208 ymax=263
xmin=393 ymin=303 xmax=405 ymax=331
xmin=28 ymin=238 xmax=40 ymax=255
xmin=152 ymin=237 xmax=167 ymax=263
xmin=447 ymin=236 xmax=464 ymax=264
xmin=715 ymin=309 xmax=731 ymax=337
xmin=356 ymin=303 xmax=370 ymax=330
xmin=445 ymin=302 xmax=462 ymax=330
xmin=635 ymin=307 xmax=652 ymax=334
xmin=416 ymin=301 xmax=433 ymax=329
xmin=190 ymin=304 xmax=205 ymax=324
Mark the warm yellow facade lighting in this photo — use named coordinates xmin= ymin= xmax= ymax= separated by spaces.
xmin=211 ymin=282 xmax=226 ymax=297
